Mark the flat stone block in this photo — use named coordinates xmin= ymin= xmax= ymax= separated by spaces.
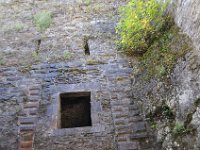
xmin=19 ymin=147 xmax=32 ymax=150
xmin=116 ymin=125 xmax=131 ymax=133
xmin=91 ymin=101 xmax=102 ymax=112
xmin=29 ymin=90 xmax=41 ymax=96
xmin=117 ymin=136 xmax=128 ymax=142
xmin=130 ymin=110 xmax=140 ymax=117
xmin=113 ymin=113 xmax=129 ymax=119
xmin=29 ymin=85 xmax=41 ymax=91
xmin=28 ymin=96 xmax=41 ymax=101
xmin=23 ymin=108 xmax=38 ymax=116
xmin=114 ymin=119 xmax=126 ymax=126
xmin=118 ymin=141 xmax=139 ymax=150
xmin=23 ymin=102 xmax=39 ymax=108
xmin=18 ymin=117 xmax=37 ymax=124
xmin=129 ymin=117 xmax=143 ymax=123
xmin=19 ymin=124 xmax=35 ymax=132
xmin=132 ymin=122 xmax=146 ymax=133
xmin=130 ymin=133 xmax=149 ymax=140
xmin=20 ymin=141 xmax=33 ymax=148
xmin=20 ymin=131 xmax=34 ymax=141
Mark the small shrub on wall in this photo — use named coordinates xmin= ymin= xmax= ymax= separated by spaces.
xmin=34 ymin=10 xmax=52 ymax=32
xmin=116 ymin=0 xmax=168 ymax=55
xmin=116 ymin=0 xmax=192 ymax=80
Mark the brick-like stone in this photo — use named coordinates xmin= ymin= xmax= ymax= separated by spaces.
xmin=19 ymin=124 xmax=35 ymax=132
xmin=129 ymin=105 xmax=138 ymax=111
xmin=129 ymin=117 xmax=143 ymax=123
xmin=129 ymin=110 xmax=140 ymax=117
xmin=116 ymin=128 xmax=130 ymax=135
xmin=130 ymin=133 xmax=149 ymax=140
xmin=20 ymin=132 xmax=34 ymax=141
xmin=20 ymin=141 xmax=33 ymax=148
xmin=112 ymin=106 xmax=127 ymax=112
xmin=114 ymin=119 xmax=126 ymax=126
xmin=23 ymin=108 xmax=38 ymax=116
xmin=23 ymin=102 xmax=39 ymax=108
xmin=18 ymin=110 xmax=28 ymax=117
xmin=29 ymin=90 xmax=41 ymax=96
xmin=28 ymin=96 xmax=41 ymax=101
xmin=111 ymin=99 xmax=130 ymax=106
xmin=29 ymin=85 xmax=41 ymax=91
xmin=18 ymin=117 xmax=37 ymax=124
xmin=118 ymin=141 xmax=139 ymax=150
xmin=132 ymin=122 xmax=146 ymax=133
xmin=117 ymin=136 xmax=128 ymax=142
xmin=116 ymin=125 xmax=131 ymax=133
xmin=113 ymin=113 xmax=129 ymax=119
xmin=19 ymin=147 xmax=32 ymax=150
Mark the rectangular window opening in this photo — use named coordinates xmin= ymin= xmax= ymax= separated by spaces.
xmin=59 ymin=92 xmax=92 ymax=128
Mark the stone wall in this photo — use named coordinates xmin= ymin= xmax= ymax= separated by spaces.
xmin=0 ymin=0 xmax=152 ymax=149
xmin=0 ymin=0 xmax=154 ymax=149
xmin=0 ymin=53 xmax=152 ymax=149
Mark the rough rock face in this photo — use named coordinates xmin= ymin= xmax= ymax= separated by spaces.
xmin=169 ymin=1 xmax=200 ymax=148
xmin=132 ymin=0 xmax=200 ymax=149
xmin=171 ymin=0 xmax=200 ymax=51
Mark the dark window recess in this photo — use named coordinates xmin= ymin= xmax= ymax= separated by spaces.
xmin=83 ymin=37 xmax=90 ymax=55
xmin=60 ymin=92 xmax=92 ymax=128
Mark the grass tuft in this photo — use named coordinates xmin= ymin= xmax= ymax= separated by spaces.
xmin=34 ymin=10 xmax=52 ymax=31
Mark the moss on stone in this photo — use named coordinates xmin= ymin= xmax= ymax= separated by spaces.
xmin=116 ymin=76 xmax=124 ymax=81
xmin=138 ymin=19 xmax=192 ymax=80
xmin=172 ymin=122 xmax=191 ymax=137
xmin=86 ymin=59 xmax=105 ymax=65
xmin=194 ymin=98 xmax=200 ymax=106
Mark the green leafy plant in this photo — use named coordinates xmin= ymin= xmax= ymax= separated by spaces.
xmin=86 ymin=58 xmax=105 ymax=65
xmin=147 ymin=104 xmax=174 ymax=120
xmin=140 ymin=25 xmax=192 ymax=79
xmin=34 ymin=10 xmax=52 ymax=31
xmin=63 ymin=50 xmax=72 ymax=60
xmin=173 ymin=122 xmax=191 ymax=136
xmin=32 ymin=51 xmax=39 ymax=60
xmin=194 ymin=98 xmax=200 ymax=106
xmin=150 ymin=121 xmax=157 ymax=130
xmin=0 ymin=57 xmax=5 ymax=65
xmin=116 ymin=0 xmax=168 ymax=55
xmin=162 ymin=105 xmax=174 ymax=119
xmin=86 ymin=59 xmax=99 ymax=65
xmin=15 ymin=23 xmax=25 ymax=32
xmin=84 ymin=0 xmax=91 ymax=6
xmin=116 ymin=76 xmax=124 ymax=81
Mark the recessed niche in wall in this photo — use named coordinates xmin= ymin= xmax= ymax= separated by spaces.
xmin=59 ymin=92 xmax=92 ymax=128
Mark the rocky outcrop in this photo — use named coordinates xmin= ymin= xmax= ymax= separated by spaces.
xmin=171 ymin=0 xmax=200 ymax=51
xmin=132 ymin=0 xmax=200 ymax=149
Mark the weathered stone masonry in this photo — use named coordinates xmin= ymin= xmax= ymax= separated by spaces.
xmin=1 ymin=57 xmax=152 ymax=150
xmin=0 ymin=0 xmax=154 ymax=149
xmin=18 ymin=79 xmax=42 ymax=150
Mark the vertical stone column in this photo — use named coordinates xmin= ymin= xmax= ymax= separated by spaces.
xmin=18 ymin=80 xmax=41 ymax=150
xmin=107 ymin=61 xmax=152 ymax=150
